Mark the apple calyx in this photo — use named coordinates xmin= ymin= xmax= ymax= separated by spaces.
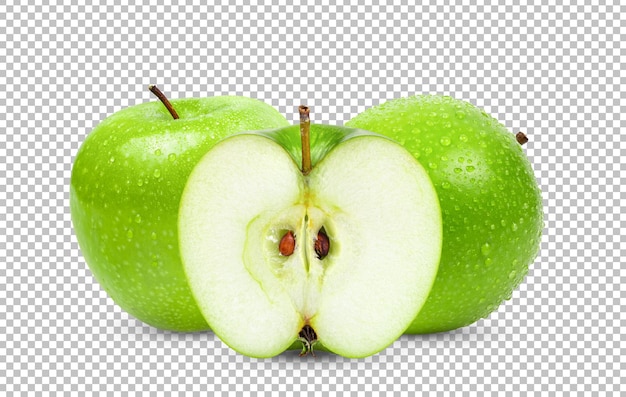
xmin=298 ymin=324 xmax=318 ymax=357
xmin=148 ymin=84 xmax=180 ymax=120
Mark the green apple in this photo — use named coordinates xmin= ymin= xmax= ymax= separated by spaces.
xmin=346 ymin=95 xmax=543 ymax=334
xmin=70 ymin=89 xmax=290 ymax=331
xmin=178 ymin=116 xmax=443 ymax=358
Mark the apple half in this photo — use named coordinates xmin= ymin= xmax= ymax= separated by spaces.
xmin=178 ymin=124 xmax=442 ymax=358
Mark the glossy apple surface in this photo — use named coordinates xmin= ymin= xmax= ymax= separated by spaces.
xmin=347 ymin=95 xmax=543 ymax=333
xmin=70 ymin=96 xmax=289 ymax=331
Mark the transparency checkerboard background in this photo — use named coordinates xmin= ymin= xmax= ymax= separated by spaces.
xmin=1 ymin=0 xmax=624 ymax=395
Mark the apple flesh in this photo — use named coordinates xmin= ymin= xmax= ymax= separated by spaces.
xmin=347 ymin=95 xmax=543 ymax=333
xmin=178 ymin=125 xmax=442 ymax=358
xmin=70 ymin=95 xmax=290 ymax=331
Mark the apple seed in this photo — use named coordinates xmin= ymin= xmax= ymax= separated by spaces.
xmin=315 ymin=228 xmax=330 ymax=259
xmin=279 ymin=231 xmax=295 ymax=256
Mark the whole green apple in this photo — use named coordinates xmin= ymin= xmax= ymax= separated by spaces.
xmin=70 ymin=90 xmax=290 ymax=331
xmin=346 ymin=95 xmax=543 ymax=334
xmin=177 ymin=115 xmax=443 ymax=358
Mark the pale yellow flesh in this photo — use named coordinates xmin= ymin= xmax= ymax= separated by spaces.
xmin=179 ymin=134 xmax=441 ymax=358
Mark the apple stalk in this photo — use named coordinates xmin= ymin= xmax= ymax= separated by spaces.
xmin=299 ymin=105 xmax=312 ymax=175
xmin=149 ymin=84 xmax=180 ymax=119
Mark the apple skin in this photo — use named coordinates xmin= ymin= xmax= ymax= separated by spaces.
xmin=347 ymin=95 xmax=543 ymax=333
xmin=70 ymin=96 xmax=289 ymax=331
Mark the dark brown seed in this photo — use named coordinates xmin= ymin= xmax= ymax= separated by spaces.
xmin=279 ymin=231 xmax=295 ymax=256
xmin=314 ymin=230 xmax=330 ymax=259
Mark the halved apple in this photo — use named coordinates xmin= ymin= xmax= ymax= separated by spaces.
xmin=178 ymin=122 xmax=442 ymax=358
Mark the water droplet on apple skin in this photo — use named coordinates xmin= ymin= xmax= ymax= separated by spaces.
xmin=168 ymin=153 xmax=177 ymax=162
xmin=440 ymin=137 xmax=451 ymax=146
xmin=153 ymin=169 xmax=161 ymax=178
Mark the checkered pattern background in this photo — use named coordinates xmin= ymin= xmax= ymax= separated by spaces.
xmin=1 ymin=0 xmax=624 ymax=395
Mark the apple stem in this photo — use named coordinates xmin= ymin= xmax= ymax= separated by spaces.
xmin=516 ymin=132 xmax=528 ymax=145
xmin=299 ymin=105 xmax=312 ymax=175
xmin=149 ymin=85 xmax=180 ymax=120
